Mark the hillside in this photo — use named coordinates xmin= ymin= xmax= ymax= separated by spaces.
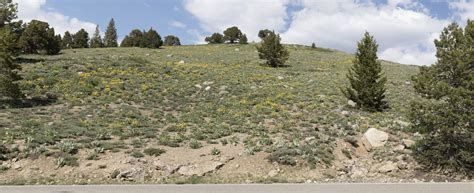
xmin=1 ymin=44 xmax=459 ymax=184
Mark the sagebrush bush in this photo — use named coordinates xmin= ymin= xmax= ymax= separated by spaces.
xmin=143 ymin=147 xmax=166 ymax=157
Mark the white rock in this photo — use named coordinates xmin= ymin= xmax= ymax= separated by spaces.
xmin=166 ymin=54 xmax=173 ymax=57
xmin=402 ymin=139 xmax=416 ymax=149
xmin=178 ymin=60 xmax=185 ymax=64
xmin=341 ymin=111 xmax=350 ymax=116
xmin=395 ymin=120 xmax=410 ymax=127
xmin=195 ymin=84 xmax=202 ymax=89
xmin=267 ymin=169 xmax=279 ymax=177
xmin=362 ymin=128 xmax=388 ymax=151
xmin=277 ymin=76 xmax=284 ymax=80
xmin=234 ymin=48 xmax=239 ymax=51
xmin=205 ymin=86 xmax=211 ymax=91
xmin=348 ymin=100 xmax=357 ymax=107
xmin=177 ymin=161 xmax=224 ymax=176
xmin=203 ymin=81 xmax=214 ymax=85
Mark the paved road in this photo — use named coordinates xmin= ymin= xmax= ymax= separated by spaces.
xmin=0 ymin=183 xmax=472 ymax=193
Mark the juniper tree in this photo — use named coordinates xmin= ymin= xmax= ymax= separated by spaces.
xmin=204 ymin=33 xmax=224 ymax=44
xmin=311 ymin=43 xmax=316 ymax=49
xmin=90 ymin=25 xmax=103 ymax=48
xmin=258 ymin=29 xmax=272 ymax=39
xmin=256 ymin=31 xmax=289 ymax=67
xmin=342 ymin=32 xmax=387 ymax=112
xmin=104 ymin=18 xmax=118 ymax=47
xmin=140 ymin=28 xmax=162 ymax=48
xmin=120 ymin=29 xmax=142 ymax=47
xmin=223 ymin=26 xmax=242 ymax=44
xmin=239 ymin=34 xmax=248 ymax=44
xmin=163 ymin=35 xmax=181 ymax=46
xmin=72 ymin=28 xmax=89 ymax=48
xmin=62 ymin=31 xmax=73 ymax=49
xmin=410 ymin=22 xmax=473 ymax=174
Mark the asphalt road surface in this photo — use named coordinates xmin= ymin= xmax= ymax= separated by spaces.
xmin=0 ymin=183 xmax=472 ymax=193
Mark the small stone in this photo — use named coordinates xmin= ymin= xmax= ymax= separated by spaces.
xmin=397 ymin=161 xmax=408 ymax=170
xmin=305 ymin=136 xmax=316 ymax=142
xmin=203 ymin=81 xmax=214 ymax=85
xmin=341 ymin=111 xmax=349 ymax=116
xmin=379 ymin=161 xmax=398 ymax=173
xmin=395 ymin=120 xmax=410 ymax=127
xmin=205 ymin=86 xmax=211 ymax=91
xmin=219 ymin=86 xmax=228 ymax=90
xmin=12 ymin=163 xmax=22 ymax=171
xmin=178 ymin=60 xmax=185 ymax=64
xmin=405 ymin=81 xmax=411 ymax=85
xmin=393 ymin=145 xmax=405 ymax=151
xmin=234 ymin=48 xmax=239 ymax=51
xmin=86 ymin=114 xmax=93 ymax=118
xmin=195 ymin=84 xmax=202 ymax=89
xmin=348 ymin=100 xmax=357 ymax=107
xmin=166 ymin=54 xmax=173 ymax=57
xmin=218 ymin=90 xmax=229 ymax=95
xmin=277 ymin=76 xmax=284 ymax=80
xmin=145 ymin=53 xmax=150 ymax=56
xmin=235 ymin=164 xmax=240 ymax=168
xmin=267 ymin=169 xmax=279 ymax=177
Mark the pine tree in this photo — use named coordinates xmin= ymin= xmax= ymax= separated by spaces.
xmin=342 ymin=32 xmax=387 ymax=112
xmin=0 ymin=0 xmax=22 ymax=100
xmin=62 ymin=31 xmax=73 ymax=49
xmin=104 ymin=18 xmax=118 ymax=47
xmin=18 ymin=20 xmax=61 ymax=54
xmin=258 ymin=29 xmax=272 ymax=39
xmin=72 ymin=28 xmax=89 ymax=48
xmin=90 ymin=25 xmax=103 ymax=48
xmin=311 ymin=43 xmax=316 ymax=49
xmin=256 ymin=31 xmax=289 ymax=67
xmin=410 ymin=22 xmax=473 ymax=174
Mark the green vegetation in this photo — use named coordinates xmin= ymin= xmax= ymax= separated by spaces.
xmin=143 ymin=147 xmax=166 ymax=157
xmin=0 ymin=43 xmax=419 ymax=169
xmin=257 ymin=31 xmax=289 ymax=67
xmin=90 ymin=25 xmax=104 ymax=48
xmin=104 ymin=18 xmax=118 ymax=47
xmin=223 ymin=26 xmax=243 ymax=44
xmin=410 ymin=21 xmax=474 ymax=175
xmin=342 ymin=32 xmax=387 ymax=112
xmin=164 ymin=35 xmax=181 ymax=46
xmin=121 ymin=28 xmax=163 ymax=48
xmin=205 ymin=33 xmax=224 ymax=44
xmin=19 ymin=20 xmax=61 ymax=55
xmin=72 ymin=29 xmax=89 ymax=49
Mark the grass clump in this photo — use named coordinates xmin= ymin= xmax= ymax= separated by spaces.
xmin=130 ymin=150 xmax=144 ymax=158
xmin=143 ymin=147 xmax=166 ymax=157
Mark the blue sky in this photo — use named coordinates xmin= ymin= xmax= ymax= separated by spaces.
xmin=14 ymin=0 xmax=474 ymax=65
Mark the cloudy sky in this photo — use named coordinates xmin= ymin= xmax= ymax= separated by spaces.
xmin=13 ymin=0 xmax=474 ymax=65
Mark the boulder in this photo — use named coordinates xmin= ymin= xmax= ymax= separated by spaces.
xmin=348 ymin=100 xmax=357 ymax=107
xmin=362 ymin=128 xmax=388 ymax=151
xmin=402 ymin=139 xmax=415 ymax=149
xmin=177 ymin=161 xmax=224 ymax=176
xmin=267 ymin=169 xmax=279 ymax=178
xmin=115 ymin=167 xmax=145 ymax=182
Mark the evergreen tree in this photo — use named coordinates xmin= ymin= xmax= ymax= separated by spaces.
xmin=120 ymin=29 xmax=143 ymax=47
xmin=342 ymin=32 xmax=387 ymax=112
xmin=62 ymin=31 xmax=73 ymax=49
xmin=90 ymin=25 xmax=103 ymax=48
xmin=18 ymin=20 xmax=60 ymax=54
xmin=0 ymin=0 xmax=22 ymax=100
xmin=140 ymin=28 xmax=162 ymax=48
xmin=223 ymin=26 xmax=242 ymax=44
xmin=311 ymin=43 xmax=316 ymax=49
xmin=163 ymin=35 xmax=181 ymax=46
xmin=104 ymin=18 xmax=118 ymax=47
xmin=410 ymin=22 xmax=473 ymax=174
xmin=256 ymin=31 xmax=289 ymax=67
xmin=204 ymin=33 xmax=224 ymax=44
xmin=239 ymin=34 xmax=248 ymax=44
xmin=72 ymin=28 xmax=89 ymax=48
xmin=258 ymin=29 xmax=272 ymax=39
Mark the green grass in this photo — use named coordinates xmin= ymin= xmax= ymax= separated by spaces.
xmin=0 ymin=44 xmax=419 ymax=167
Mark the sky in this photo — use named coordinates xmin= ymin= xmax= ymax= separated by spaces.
xmin=13 ymin=0 xmax=474 ymax=65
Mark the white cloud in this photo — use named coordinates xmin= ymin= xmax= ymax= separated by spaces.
xmin=14 ymin=0 xmax=96 ymax=35
xmin=184 ymin=0 xmax=455 ymax=65
xmin=450 ymin=0 xmax=474 ymax=22
xmin=184 ymin=0 xmax=291 ymax=42
xmin=169 ymin=20 xmax=187 ymax=29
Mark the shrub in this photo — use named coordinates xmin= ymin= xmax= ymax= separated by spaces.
xmin=266 ymin=147 xmax=297 ymax=166
xmin=256 ymin=31 xmax=289 ymax=67
xmin=410 ymin=21 xmax=474 ymax=175
xmin=211 ymin=148 xmax=221 ymax=155
xmin=130 ymin=150 xmax=144 ymax=158
xmin=56 ymin=155 xmax=79 ymax=167
xmin=238 ymin=34 xmax=248 ymax=44
xmin=342 ymin=32 xmax=388 ymax=112
xmin=189 ymin=139 xmax=202 ymax=149
xmin=143 ymin=147 xmax=166 ymax=157
xmin=56 ymin=141 xmax=78 ymax=155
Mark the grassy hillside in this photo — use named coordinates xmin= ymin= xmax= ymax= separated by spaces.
xmin=0 ymin=44 xmax=424 ymax=184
